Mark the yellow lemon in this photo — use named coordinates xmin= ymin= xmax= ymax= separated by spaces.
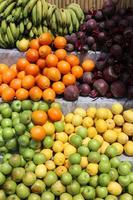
xmin=45 ymin=160 xmax=56 ymax=170
xmin=56 ymin=132 xmax=68 ymax=143
xmin=35 ymin=164 xmax=47 ymax=178
xmin=82 ymin=137 xmax=91 ymax=146
xmin=94 ymin=135 xmax=104 ymax=145
xmin=96 ymin=108 xmax=108 ymax=119
xmin=82 ymin=117 xmax=94 ymax=128
xmin=112 ymin=143 xmax=123 ymax=155
xmin=55 ymin=166 xmax=67 ymax=177
xmin=88 ymin=127 xmax=97 ymax=138
xmin=114 ymin=115 xmax=124 ymax=126
xmin=74 ymin=107 xmax=86 ymax=117
xmin=87 ymin=107 xmax=96 ymax=118
xmin=117 ymin=132 xmax=129 ymax=145
xmin=113 ymin=128 xmax=122 ymax=134
xmin=65 ymin=123 xmax=75 ymax=135
xmin=54 ymin=152 xmax=65 ymax=166
xmin=86 ymin=163 xmax=98 ymax=176
xmin=53 ymin=140 xmax=64 ymax=152
xmin=43 ymin=122 xmax=55 ymax=135
xmin=99 ymin=141 xmax=110 ymax=154
xmin=65 ymin=113 xmax=74 ymax=123
xmin=107 ymin=181 xmax=122 ymax=196
xmin=124 ymin=141 xmax=133 ymax=156
xmin=95 ymin=119 xmax=107 ymax=134
xmin=111 ymin=103 xmax=123 ymax=115
xmin=64 ymin=159 xmax=70 ymax=169
xmin=41 ymin=149 xmax=53 ymax=160
xmin=107 ymin=109 xmax=113 ymax=119
xmin=72 ymin=114 xmax=83 ymax=126
xmin=64 ymin=144 xmax=76 ymax=158
xmin=106 ymin=119 xmax=115 ymax=130
xmin=123 ymin=123 xmax=133 ymax=136
xmin=103 ymin=130 xmax=117 ymax=143
xmin=123 ymin=110 xmax=133 ymax=123
xmin=80 ymin=157 xmax=88 ymax=168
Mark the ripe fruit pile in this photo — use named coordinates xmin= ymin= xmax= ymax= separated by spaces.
xmin=0 ymin=0 xmax=84 ymax=48
xmin=0 ymin=101 xmax=133 ymax=199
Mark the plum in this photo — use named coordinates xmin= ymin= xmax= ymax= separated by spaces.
xmin=64 ymin=85 xmax=79 ymax=101
xmin=111 ymin=81 xmax=126 ymax=98
xmin=93 ymin=79 xmax=109 ymax=96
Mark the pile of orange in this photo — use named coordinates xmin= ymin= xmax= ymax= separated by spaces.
xmin=0 ymin=32 xmax=95 ymax=102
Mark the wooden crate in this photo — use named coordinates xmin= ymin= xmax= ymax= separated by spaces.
xmin=47 ymin=0 xmax=133 ymax=12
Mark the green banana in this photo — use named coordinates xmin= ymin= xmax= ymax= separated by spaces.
xmin=68 ymin=8 xmax=79 ymax=30
xmin=37 ymin=25 xmax=43 ymax=36
xmin=0 ymin=31 xmax=7 ymax=48
xmin=7 ymin=26 xmax=14 ymax=47
xmin=32 ymin=4 xmax=37 ymax=26
xmin=9 ymin=23 xmax=17 ymax=39
xmin=42 ymin=26 xmax=48 ymax=33
xmin=16 ymin=27 xmax=20 ymax=40
xmin=27 ymin=21 xmax=32 ymax=30
xmin=60 ymin=8 xmax=67 ymax=28
xmin=32 ymin=27 xmax=38 ymax=36
xmin=36 ymin=0 xmax=42 ymax=25
xmin=17 ymin=0 xmax=23 ymax=6
xmin=67 ymin=3 xmax=84 ymax=22
xmin=63 ymin=27 xmax=68 ymax=35
xmin=0 ymin=0 xmax=14 ymax=13
xmin=23 ymin=0 xmax=38 ymax=18
xmin=41 ymin=0 xmax=48 ymax=19
xmin=1 ymin=20 xmax=7 ymax=33
xmin=64 ymin=9 xmax=72 ymax=28
xmin=13 ymin=7 xmax=22 ymax=22
xmin=6 ymin=14 xmax=14 ymax=23
xmin=50 ymin=12 xmax=57 ymax=33
xmin=55 ymin=8 xmax=63 ymax=27
xmin=2 ymin=2 xmax=16 ymax=18
xmin=19 ymin=21 xmax=24 ymax=34
xmin=0 ymin=0 xmax=6 ymax=4
xmin=29 ymin=30 xmax=34 ymax=38
xmin=22 ymin=0 xmax=29 ymax=7
xmin=43 ymin=20 xmax=48 ymax=26
xmin=47 ymin=4 xmax=57 ymax=21
xmin=24 ymin=18 xmax=29 ymax=25
xmin=58 ymin=26 xmax=63 ymax=36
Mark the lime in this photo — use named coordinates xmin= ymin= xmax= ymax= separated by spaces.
xmin=76 ymin=126 xmax=88 ymax=139
xmin=70 ymin=135 xmax=82 ymax=148
xmin=88 ymin=151 xmax=101 ymax=163
xmin=61 ymin=172 xmax=72 ymax=185
xmin=88 ymin=139 xmax=101 ymax=151
xmin=78 ymin=146 xmax=90 ymax=156
xmin=69 ymin=164 xmax=82 ymax=177
xmin=69 ymin=153 xmax=81 ymax=164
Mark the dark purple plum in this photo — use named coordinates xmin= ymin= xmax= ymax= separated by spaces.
xmin=86 ymin=19 xmax=97 ymax=32
xmin=93 ymin=79 xmax=109 ymax=96
xmin=110 ymin=44 xmax=123 ymax=58
xmin=94 ymin=10 xmax=103 ymax=21
xmin=103 ymin=66 xmax=119 ymax=82
xmin=80 ymin=84 xmax=91 ymax=96
xmin=64 ymin=85 xmax=79 ymax=101
xmin=82 ymin=72 xmax=94 ymax=84
xmin=111 ymin=81 xmax=126 ymax=97
xmin=87 ymin=36 xmax=95 ymax=46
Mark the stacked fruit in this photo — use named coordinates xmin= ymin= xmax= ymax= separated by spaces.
xmin=0 ymin=101 xmax=133 ymax=199
xmin=0 ymin=0 xmax=84 ymax=48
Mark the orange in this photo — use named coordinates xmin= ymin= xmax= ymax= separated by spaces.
xmin=22 ymin=75 xmax=35 ymax=89
xmin=42 ymin=88 xmax=56 ymax=102
xmin=39 ymin=32 xmax=53 ymax=46
xmin=42 ymin=68 xmax=49 ymax=76
xmin=0 ymin=64 xmax=8 ymax=74
xmin=71 ymin=65 xmax=83 ymax=78
xmin=36 ymin=75 xmax=50 ymax=90
xmin=0 ymin=84 xmax=9 ymax=96
xmin=0 ymin=74 xmax=2 ymax=85
xmin=82 ymin=59 xmax=95 ymax=72
xmin=16 ymin=88 xmax=29 ymax=100
xmin=57 ymin=60 xmax=71 ymax=75
xmin=25 ymin=64 xmax=39 ymax=76
xmin=10 ymin=78 xmax=21 ymax=90
xmin=55 ymin=49 xmax=67 ymax=60
xmin=29 ymin=86 xmax=42 ymax=101
xmin=2 ymin=69 xmax=16 ymax=84
xmin=66 ymin=54 xmax=80 ymax=67
xmin=10 ymin=64 xmax=18 ymax=76
xmin=17 ymin=71 xmax=25 ymax=79
xmin=52 ymin=81 xmax=65 ymax=95
xmin=48 ymin=107 xmax=62 ymax=122
xmin=26 ymin=48 xmax=39 ymax=63
xmin=36 ymin=58 xmax=46 ymax=69
xmin=29 ymin=38 xmax=40 ymax=50
xmin=31 ymin=126 xmax=46 ymax=141
xmin=45 ymin=54 xmax=58 ymax=68
xmin=39 ymin=45 xmax=52 ymax=58
xmin=54 ymin=36 xmax=67 ymax=49
xmin=2 ymin=87 xmax=15 ymax=102
xmin=32 ymin=110 xmax=48 ymax=125
xmin=62 ymin=73 xmax=76 ymax=86
xmin=47 ymin=67 xmax=61 ymax=82
xmin=16 ymin=58 xmax=29 ymax=71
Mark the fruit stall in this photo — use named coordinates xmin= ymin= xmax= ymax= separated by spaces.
xmin=0 ymin=0 xmax=133 ymax=199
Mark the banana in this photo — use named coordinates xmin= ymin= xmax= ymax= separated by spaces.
xmin=63 ymin=27 xmax=68 ymax=35
xmin=0 ymin=0 xmax=6 ymax=4
xmin=36 ymin=0 xmax=42 ymax=25
xmin=43 ymin=20 xmax=48 ymax=26
xmin=16 ymin=27 xmax=20 ymax=40
xmin=17 ymin=0 xmax=23 ymax=6
xmin=60 ymin=8 xmax=67 ymax=28
xmin=24 ymin=18 xmax=29 ymax=26
xmin=47 ymin=4 xmax=57 ymax=22
xmin=64 ymin=9 xmax=71 ymax=28
xmin=32 ymin=4 xmax=37 ymax=26
xmin=68 ymin=8 xmax=79 ymax=30
xmin=9 ymin=23 xmax=17 ymax=39
xmin=5 ymin=34 xmax=10 ymax=46
xmin=1 ymin=20 xmax=7 ymax=33
xmin=27 ymin=21 xmax=32 ymax=30
xmin=7 ymin=26 xmax=14 ymax=47
xmin=32 ymin=27 xmax=38 ymax=36
xmin=19 ymin=21 xmax=24 ymax=34
xmin=41 ymin=0 xmax=48 ymax=19
xmin=29 ymin=30 xmax=34 ymax=38
xmin=50 ymin=11 xmax=57 ymax=33
xmin=67 ymin=3 xmax=84 ymax=22
xmin=13 ymin=7 xmax=22 ymax=22
xmin=22 ymin=0 xmax=29 ymax=7
xmin=58 ymin=26 xmax=63 ymax=36
xmin=0 ymin=31 xmax=7 ymax=48
xmin=23 ymin=0 xmax=38 ymax=18
xmin=37 ymin=25 xmax=43 ymax=36
xmin=6 ymin=14 xmax=14 ymax=23
xmin=55 ymin=8 xmax=63 ymax=27
xmin=0 ymin=0 xmax=14 ymax=13
xmin=2 ymin=2 xmax=16 ymax=18
xmin=42 ymin=26 xmax=48 ymax=33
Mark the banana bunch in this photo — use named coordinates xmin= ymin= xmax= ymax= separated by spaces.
xmin=0 ymin=0 xmax=84 ymax=48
